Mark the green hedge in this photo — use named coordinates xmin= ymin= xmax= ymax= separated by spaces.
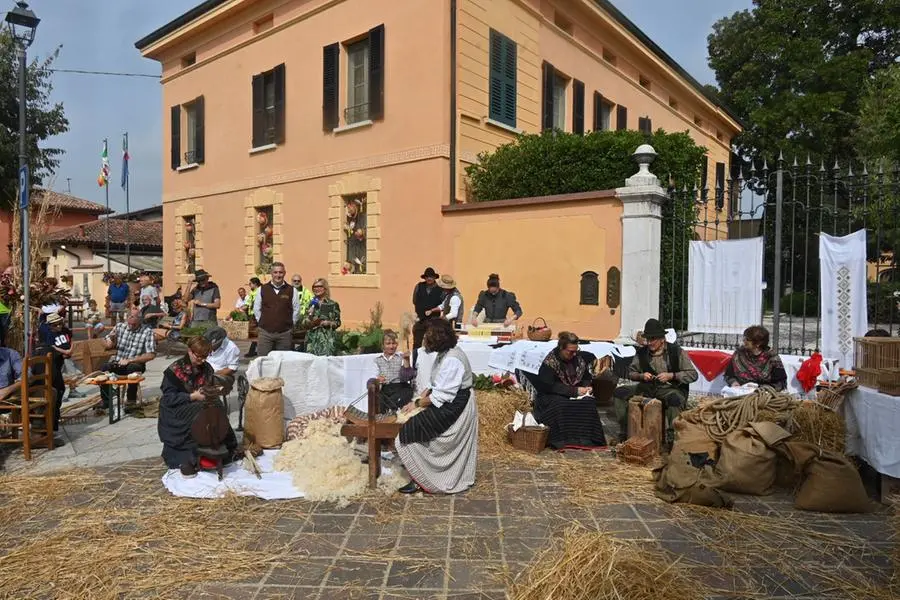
xmin=779 ymin=291 xmax=818 ymax=317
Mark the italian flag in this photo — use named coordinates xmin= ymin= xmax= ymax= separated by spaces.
xmin=97 ymin=140 xmax=110 ymax=187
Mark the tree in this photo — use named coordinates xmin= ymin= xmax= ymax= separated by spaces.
xmin=0 ymin=32 xmax=68 ymax=207
xmin=855 ymin=63 xmax=900 ymax=165
xmin=708 ymin=0 xmax=900 ymax=165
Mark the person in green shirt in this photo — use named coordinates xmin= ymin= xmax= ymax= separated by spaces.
xmin=0 ymin=297 xmax=10 ymax=348
xmin=244 ymin=277 xmax=262 ymax=358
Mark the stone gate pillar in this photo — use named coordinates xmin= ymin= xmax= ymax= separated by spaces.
xmin=616 ymin=144 xmax=668 ymax=343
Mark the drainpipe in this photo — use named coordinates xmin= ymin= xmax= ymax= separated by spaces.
xmin=58 ymin=244 xmax=82 ymax=268
xmin=449 ymin=0 xmax=458 ymax=204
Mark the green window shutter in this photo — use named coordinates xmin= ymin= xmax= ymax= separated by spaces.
xmin=489 ymin=31 xmax=517 ymax=128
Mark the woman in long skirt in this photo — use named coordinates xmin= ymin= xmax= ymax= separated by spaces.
xmin=395 ymin=319 xmax=478 ymax=494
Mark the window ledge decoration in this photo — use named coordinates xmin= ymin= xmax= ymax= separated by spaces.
xmin=328 ymin=172 xmax=381 ymax=289
xmin=244 ymin=188 xmax=284 ymax=277
xmin=174 ymin=200 xmax=204 ymax=286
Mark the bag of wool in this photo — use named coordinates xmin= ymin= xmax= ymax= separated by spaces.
xmin=244 ymin=377 xmax=285 ymax=449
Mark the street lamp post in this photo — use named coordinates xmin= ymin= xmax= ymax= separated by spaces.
xmin=5 ymin=1 xmax=39 ymax=355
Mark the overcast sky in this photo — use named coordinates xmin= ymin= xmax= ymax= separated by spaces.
xmin=26 ymin=0 xmax=752 ymax=212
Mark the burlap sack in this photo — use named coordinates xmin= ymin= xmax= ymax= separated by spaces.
xmin=653 ymin=451 xmax=733 ymax=508
xmin=716 ymin=421 xmax=792 ymax=495
xmin=671 ymin=417 xmax=718 ymax=460
xmin=244 ymin=377 xmax=285 ymax=449
xmin=781 ymin=441 xmax=873 ymax=513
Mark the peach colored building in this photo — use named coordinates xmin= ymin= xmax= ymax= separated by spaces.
xmin=136 ymin=0 xmax=741 ymax=339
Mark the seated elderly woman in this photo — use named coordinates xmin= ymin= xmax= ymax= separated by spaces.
xmin=396 ymin=318 xmax=478 ymax=495
xmin=724 ymin=325 xmax=787 ymax=391
xmin=532 ymin=332 xmax=607 ymax=449
xmin=158 ymin=336 xmax=238 ymax=478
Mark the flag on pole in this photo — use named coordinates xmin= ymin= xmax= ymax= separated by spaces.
xmin=97 ymin=140 xmax=110 ymax=187
xmin=121 ymin=134 xmax=129 ymax=190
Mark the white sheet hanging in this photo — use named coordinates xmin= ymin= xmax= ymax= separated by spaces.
xmin=820 ymin=230 xmax=868 ymax=369
xmin=688 ymin=237 xmax=764 ymax=334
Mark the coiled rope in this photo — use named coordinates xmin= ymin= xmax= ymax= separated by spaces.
xmin=688 ymin=388 xmax=801 ymax=441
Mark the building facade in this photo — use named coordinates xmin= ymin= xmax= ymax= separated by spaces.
xmin=137 ymin=0 xmax=741 ymax=338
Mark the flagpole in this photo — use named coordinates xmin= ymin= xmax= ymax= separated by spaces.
xmin=124 ymin=132 xmax=130 ymax=273
xmin=104 ymin=137 xmax=110 ymax=273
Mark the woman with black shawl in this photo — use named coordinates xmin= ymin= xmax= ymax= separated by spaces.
xmin=158 ymin=336 xmax=238 ymax=477
xmin=724 ymin=325 xmax=787 ymax=391
xmin=532 ymin=332 xmax=607 ymax=449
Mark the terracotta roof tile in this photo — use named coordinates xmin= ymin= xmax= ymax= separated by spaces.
xmin=45 ymin=219 xmax=162 ymax=249
xmin=33 ymin=189 xmax=112 ymax=214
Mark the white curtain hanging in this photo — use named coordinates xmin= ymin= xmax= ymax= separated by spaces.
xmin=820 ymin=230 xmax=869 ymax=369
xmin=688 ymin=237 xmax=764 ymax=334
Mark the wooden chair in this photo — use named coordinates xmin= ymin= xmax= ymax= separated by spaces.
xmin=0 ymin=353 xmax=56 ymax=460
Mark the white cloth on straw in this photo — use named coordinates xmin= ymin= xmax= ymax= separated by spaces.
xmin=688 ymin=237 xmax=764 ymax=334
xmin=820 ymin=230 xmax=868 ymax=369
xmin=161 ymin=450 xmax=303 ymax=500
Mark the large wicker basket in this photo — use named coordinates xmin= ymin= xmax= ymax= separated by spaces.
xmin=507 ymin=424 xmax=549 ymax=454
xmin=854 ymin=337 xmax=900 ymax=387
xmin=877 ymin=368 xmax=900 ymax=396
xmin=527 ymin=317 xmax=552 ymax=342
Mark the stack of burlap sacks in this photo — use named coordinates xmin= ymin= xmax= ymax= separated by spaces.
xmin=654 ymin=393 xmax=873 ymax=513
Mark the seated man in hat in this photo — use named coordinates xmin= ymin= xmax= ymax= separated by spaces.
xmin=203 ymin=326 xmax=241 ymax=396
xmin=617 ymin=318 xmax=698 ymax=446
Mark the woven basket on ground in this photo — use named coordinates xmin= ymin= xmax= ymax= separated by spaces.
xmin=507 ymin=424 xmax=549 ymax=454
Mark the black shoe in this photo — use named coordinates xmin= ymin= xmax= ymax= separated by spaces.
xmin=53 ymin=437 xmax=65 ymax=447
xmin=398 ymin=481 xmax=420 ymax=494
xmin=180 ymin=463 xmax=198 ymax=478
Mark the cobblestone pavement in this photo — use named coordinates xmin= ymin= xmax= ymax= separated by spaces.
xmin=1 ymin=453 xmax=893 ymax=600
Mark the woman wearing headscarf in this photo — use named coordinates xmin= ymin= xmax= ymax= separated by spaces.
xmin=303 ymin=278 xmax=341 ymax=356
xmin=725 ymin=325 xmax=787 ymax=391
xmin=158 ymin=336 xmax=238 ymax=478
xmin=396 ymin=318 xmax=478 ymax=494
xmin=532 ymin=332 xmax=607 ymax=450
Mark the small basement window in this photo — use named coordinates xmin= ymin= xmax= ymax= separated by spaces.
xmin=668 ymin=97 xmax=679 ymax=111
xmin=554 ymin=12 xmax=574 ymax=35
xmin=639 ymin=75 xmax=651 ymax=90
xmin=694 ymin=115 xmax=703 ymax=128
xmin=602 ymin=49 xmax=616 ymax=65
xmin=254 ymin=14 xmax=274 ymax=34
xmin=181 ymin=52 xmax=196 ymax=68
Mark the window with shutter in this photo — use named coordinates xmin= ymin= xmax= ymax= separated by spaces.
xmin=638 ymin=116 xmax=652 ymax=134
xmin=368 ymin=24 xmax=385 ymax=121
xmin=715 ymin=161 xmax=726 ymax=210
xmin=251 ymin=64 xmax=284 ymax=148
xmin=551 ymin=73 xmax=566 ymax=130
xmin=541 ymin=62 xmax=554 ymax=131
xmin=572 ymin=79 xmax=584 ymax=134
xmin=700 ymin=155 xmax=709 ymax=202
xmin=323 ymin=43 xmax=340 ymax=131
xmin=170 ymin=105 xmax=181 ymax=170
xmin=489 ymin=29 xmax=517 ymax=128
xmin=184 ymin=100 xmax=198 ymax=163
xmin=616 ymin=105 xmax=628 ymax=130
xmin=194 ymin=96 xmax=205 ymax=164
xmin=593 ymin=92 xmax=612 ymax=131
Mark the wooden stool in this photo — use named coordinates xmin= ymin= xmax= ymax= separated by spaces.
xmin=340 ymin=381 xmax=402 ymax=489
xmin=627 ymin=396 xmax=663 ymax=456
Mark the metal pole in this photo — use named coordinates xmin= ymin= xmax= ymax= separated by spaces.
xmin=125 ymin=132 xmax=130 ymax=273
xmin=772 ymin=157 xmax=784 ymax=351
xmin=18 ymin=46 xmax=30 ymax=356
xmin=104 ymin=137 xmax=110 ymax=273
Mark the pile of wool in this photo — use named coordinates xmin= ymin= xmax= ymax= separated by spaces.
xmin=274 ymin=419 xmax=368 ymax=505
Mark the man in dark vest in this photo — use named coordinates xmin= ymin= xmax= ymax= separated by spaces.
xmin=252 ymin=262 xmax=299 ymax=356
xmin=619 ymin=318 xmax=698 ymax=446
xmin=411 ymin=267 xmax=444 ymax=366
xmin=469 ymin=273 xmax=522 ymax=326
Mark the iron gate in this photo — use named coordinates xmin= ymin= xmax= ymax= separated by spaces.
xmin=661 ymin=154 xmax=900 ymax=355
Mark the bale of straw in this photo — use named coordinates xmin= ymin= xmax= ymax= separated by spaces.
xmin=789 ymin=402 xmax=846 ymax=454
xmin=507 ymin=525 xmax=707 ymax=600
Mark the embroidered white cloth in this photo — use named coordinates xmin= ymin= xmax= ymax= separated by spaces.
xmin=688 ymin=237 xmax=764 ymax=334
xmin=820 ymin=230 xmax=868 ymax=370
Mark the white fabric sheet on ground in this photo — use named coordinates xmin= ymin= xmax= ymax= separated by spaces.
xmin=843 ymin=385 xmax=900 ymax=478
xmin=683 ymin=348 xmax=815 ymax=397
xmin=161 ymin=450 xmax=303 ymax=500
xmin=820 ymin=230 xmax=869 ymax=370
xmin=396 ymin=391 xmax=479 ymax=494
xmin=688 ymin=237 xmax=764 ymax=334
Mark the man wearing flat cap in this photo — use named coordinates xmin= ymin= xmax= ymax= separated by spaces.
xmin=619 ymin=318 xmax=698 ymax=446
xmin=204 ymin=326 xmax=240 ymax=396
xmin=411 ymin=267 xmax=444 ymax=366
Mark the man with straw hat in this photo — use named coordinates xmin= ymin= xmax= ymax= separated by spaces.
xmin=620 ymin=318 xmax=697 ymax=447
xmin=437 ymin=274 xmax=464 ymax=329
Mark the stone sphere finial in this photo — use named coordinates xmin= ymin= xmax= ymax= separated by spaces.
xmin=624 ymin=144 xmax=660 ymax=187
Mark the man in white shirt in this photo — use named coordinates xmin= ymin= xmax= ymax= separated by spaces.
xmin=204 ymin=327 xmax=241 ymax=395
xmin=437 ymin=274 xmax=464 ymax=329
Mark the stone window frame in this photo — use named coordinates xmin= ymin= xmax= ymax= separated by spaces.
xmin=328 ymin=172 xmax=381 ymax=289
xmin=174 ymin=200 xmax=204 ymax=286
xmin=244 ymin=188 xmax=284 ymax=277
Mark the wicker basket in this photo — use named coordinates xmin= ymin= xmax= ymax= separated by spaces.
xmin=854 ymin=337 xmax=900 ymax=387
xmin=877 ymin=368 xmax=900 ymax=396
xmin=617 ymin=436 xmax=656 ymax=466
xmin=506 ymin=424 xmax=549 ymax=454
xmin=815 ymin=380 xmax=858 ymax=410
xmin=527 ymin=317 xmax=552 ymax=342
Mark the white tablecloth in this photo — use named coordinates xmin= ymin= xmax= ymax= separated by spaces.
xmin=843 ymin=386 xmax=900 ymax=478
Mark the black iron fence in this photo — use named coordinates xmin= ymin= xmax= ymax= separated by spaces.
xmin=662 ymin=155 xmax=900 ymax=355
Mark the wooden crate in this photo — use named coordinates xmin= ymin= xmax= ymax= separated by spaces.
xmin=218 ymin=319 xmax=249 ymax=340
xmin=854 ymin=337 xmax=900 ymax=387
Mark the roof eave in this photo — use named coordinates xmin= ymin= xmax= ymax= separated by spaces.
xmin=135 ymin=0 xmax=230 ymax=54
